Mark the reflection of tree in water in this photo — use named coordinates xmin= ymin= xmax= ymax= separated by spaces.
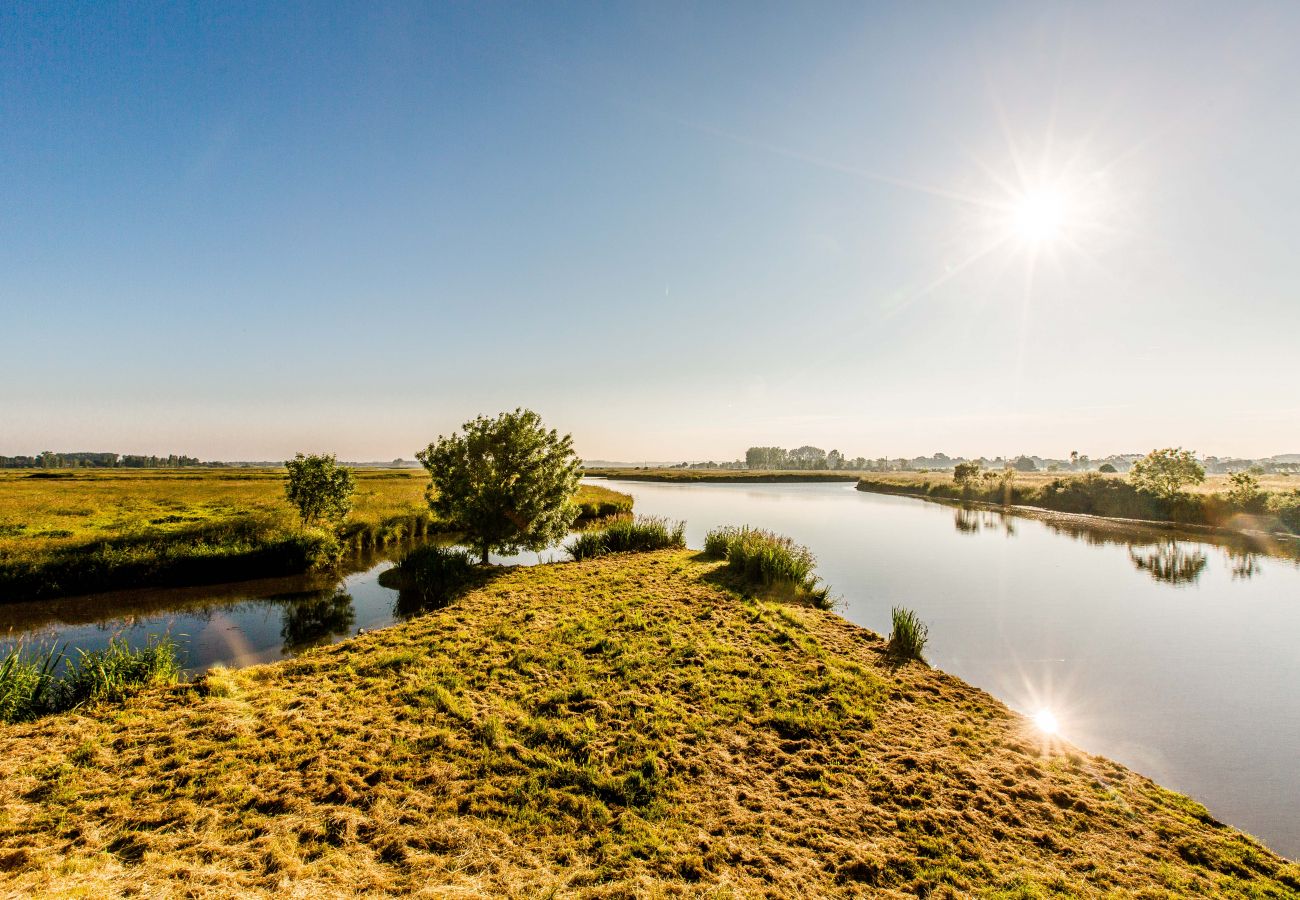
xmin=953 ymin=507 xmax=1017 ymax=537
xmin=1128 ymin=540 xmax=1208 ymax=586
xmin=280 ymin=591 xmax=355 ymax=653
xmin=1226 ymin=549 xmax=1261 ymax=581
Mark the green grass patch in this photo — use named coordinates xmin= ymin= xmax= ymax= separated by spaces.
xmin=565 ymin=515 xmax=686 ymax=561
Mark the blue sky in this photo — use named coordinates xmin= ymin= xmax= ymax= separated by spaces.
xmin=3 ymin=1 xmax=1298 ymax=461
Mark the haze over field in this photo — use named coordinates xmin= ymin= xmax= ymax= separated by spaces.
xmin=3 ymin=2 xmax=1298 ymax=460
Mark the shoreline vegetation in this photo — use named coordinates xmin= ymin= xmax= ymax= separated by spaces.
xmin=853 ymin=471 xmax=1300 ymax=539
xmin=0 ymin=469 xmax=632 ymax=603
xmin=1 ymin=548 xmax=1295 ymax=895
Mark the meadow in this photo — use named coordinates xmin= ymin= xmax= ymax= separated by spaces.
xmin=0 ymin=548 xmax=1294 ymax=896
xmin=0 ymin=469 xmax=631 ymax=602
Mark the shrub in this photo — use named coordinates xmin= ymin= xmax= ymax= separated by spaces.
xmin=1098 ymin=463 xmax=1118 ymax=473
xmin=887 ymin=607 xmax=929 ymax=662
xmin=398 ymin=544 xmax=478 ymax=606
xmin=1129 ymin=448 xmax=1205 ymax=501
xmin=703 ymin=525 xmax=832 ymax=608
xmin=566 ymin=516 xmax=686 ymax=561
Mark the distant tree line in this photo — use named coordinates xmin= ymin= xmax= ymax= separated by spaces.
xmin=0 ymin=451 xmax=209 ymax=469
xmin=744 ymin=446 xmax=876 ymax=471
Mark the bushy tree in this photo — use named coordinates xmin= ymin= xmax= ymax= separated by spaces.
xmin=417 ymin=409 xmax=580 ymax=564
xmin=952 ymin=461 xmax=982 ymax=487
xmin=284 ymin=453 xmax=356 ymax=526
xmin=1129 ymin=447 xmax=1205 ymax=500
xmin=1226 ymin=471 xmax=1263 ymax=509
xmin=1098 ymin=462 xmax=1118 ymax=473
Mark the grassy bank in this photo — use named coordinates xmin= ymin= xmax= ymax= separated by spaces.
xmin=585 ymin=467 xmax=864 ymax=483
xmin=0 ymin=470 xmax=631 ymax=602
xmin=0 ymin=550 xmax=1294 ymax=897
xmin=856 ymin=471 xmax=1300 ymax=536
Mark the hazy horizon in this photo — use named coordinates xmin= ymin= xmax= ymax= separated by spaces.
xmin=5 ymin=2 xmax=1299 ymax=461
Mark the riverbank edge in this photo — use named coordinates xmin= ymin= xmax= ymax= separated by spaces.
xmin=854 ymin=477 xmax=1300 ymax=545
xmin=1 ymin=549 xmax=1295 ymax=895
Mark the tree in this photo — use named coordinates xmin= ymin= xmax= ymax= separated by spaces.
xmin=1226 ymin=471 xmax=1262 ymax=509
xmin=952 ymin=461 xmax=982 ymax=487
xmin=284 ymin=453 xmax=356 ymax=527
xmin=1098 ymin=462 xmax=1118 ymax=474
xmin=1012 ymin=455 xmax=1038 ymax=472
xmin=417 ymin=409 xmax=580 ymax=564
xmin=1128 ymin=447 xmax=1205 ymax=500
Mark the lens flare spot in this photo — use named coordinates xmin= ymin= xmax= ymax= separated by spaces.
xmin=1033 ymin=708 xmax=1060 ymax=734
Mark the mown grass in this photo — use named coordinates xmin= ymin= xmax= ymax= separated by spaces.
xmin=857 ymin=470 xmax=1300 ymax=535
xmin=0 ymin=637 xmax=180 ymax=724
xmin=565 ymin=515 xmax=686 ymax=560
xmin=704 ymin=525 xmax=833 ymax=608
xmin=0 ymin=470 xmax=631 ymax=601
xmin=0 ymin=550 xmax=1294 ymax=897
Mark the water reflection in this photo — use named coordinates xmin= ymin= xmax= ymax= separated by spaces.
xmin=1227 ymin=549 xmax=1262 ymax=581
xmin=953 ymin=507 xmax=1016 ymax=536
xmin=280 ymin=590 xmax=356 ymax=653
xmin=1128 ymin=540 xmax=1209 ymax=586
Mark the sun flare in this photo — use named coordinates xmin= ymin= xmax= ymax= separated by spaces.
xmin=1011 ymin=188 xmax=1068 ymax=244
xmin=1033 ymin=709 xmax=1060 ymax=735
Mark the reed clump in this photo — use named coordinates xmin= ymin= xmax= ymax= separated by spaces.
xmin=0 ymin=636 xmax=181 ymax=724
xmin=396 ymin=544 xmax=478 ymax=606
xmin=887 ymin=606 xmax=929 ymax=662
xmin=566 ymin=516 xmax=686 ymax=561
xmin=703 ymin=526 xmax=832 ymax=608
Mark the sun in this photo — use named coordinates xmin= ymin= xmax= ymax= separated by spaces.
xmin=1010 ymin=187 xmax=1069 ymax=244
xmin=1032 ymin=708 xmax=1060 ymax=735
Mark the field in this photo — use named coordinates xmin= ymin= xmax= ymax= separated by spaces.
xmin=851 ymin=470 xmax=1298 ymax=496
xmin=0 ymin=549 xmax=1295 ymax=897
xmin=0 ymin=469 xmax=631 ymax=602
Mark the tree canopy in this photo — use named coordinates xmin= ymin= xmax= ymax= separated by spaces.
xmin=284 ymin=453 xmax=356 ymax=527
xmin=416 ymin=409 xmax=580 ymax=564
xmin=1128 ymin=447 xmax=1205 ymax=500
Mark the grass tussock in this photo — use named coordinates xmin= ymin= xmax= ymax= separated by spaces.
xmin=887 ymin=606 xmax=929 ymax=663
xmin=565 ymin=515 xmax=686 ymax=560
xmin=0 ymin=636 xmax=180 ymax=724
xmin=704 ymin=525 xmax=832 ymax=608
xmin=0 ymin=550 xmax=1293 ymax=897
xmin=393 ymin=544 xmax=479 ymax=607
xmin=0 ymin=470 xmax=631 ymax=601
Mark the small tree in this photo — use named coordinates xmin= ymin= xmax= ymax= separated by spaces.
xmin=1098 ymin=462 xmax=1118 ymax=474
xmin=1128 ymin=448 xmax=1205 ymax=500
xmin=952 ymin=461 xmax=981 ymax=488
xmin=1226 ymin=471 xmax=1262 ymax=509
xmin=284 ymin=453 xmax=356 ymax=527
xmin=417 ymin=409 xmax=580 ymax=564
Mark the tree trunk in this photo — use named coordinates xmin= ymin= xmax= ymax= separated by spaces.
xmin=480 ymin=541 xmax=489 ymax=566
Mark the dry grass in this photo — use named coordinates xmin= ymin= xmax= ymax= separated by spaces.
xmin=0 ymin=550 xmax=1294 ymax=898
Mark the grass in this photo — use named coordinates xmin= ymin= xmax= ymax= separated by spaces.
xmin=0 ymin=469 xmax=631 ymax=601
xmin=704 ymin=525 xmax=833 ymax=608
xmin=856 ymin=470 xmax=1300 ymax=535
xmin=0 ymin=550 xmax=1295 ymax=896
xmin=0 ymin=637 xmax=180 ymax=724
xmin=565 ymin=515 xmax=686 ymax=560
xmin=887 ymin=606 xmax=929 ymax=662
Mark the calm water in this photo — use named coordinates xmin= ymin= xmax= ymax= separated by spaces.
xmin=3 ymin=480 xmax=1298 ymax=858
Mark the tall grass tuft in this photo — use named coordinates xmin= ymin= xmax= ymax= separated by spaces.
xmin=566 ymin=516 xmax=686 ymax=561
xmin=703 ymin=525 xmax=833 ymax=609
xmin=1 ymin=637 xmax=181 ymax=723
xmin=887 ymin=606 xmax=929 ymax=662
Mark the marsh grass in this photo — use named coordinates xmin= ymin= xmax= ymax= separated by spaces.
xmin=703 ymin=526 xmax=832 ymax=608
xmin=566 ymin=516 xmax=686 ymax=561
xmin=887 ymin=606 xmax=929 ymax=662
xmin=397 ymin=544 xmax=479 ymax=607
xmin=0 ymin=636 xmax=180 ymax=723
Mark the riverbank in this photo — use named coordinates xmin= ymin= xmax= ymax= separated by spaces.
xmin=855 ymin=471 xmax=1300 ymax=538
xmin=585 ymin=467 xmax=862 ymax=483
xmin=0 ymin=470 xmax=631 ymax=602
xmin=1 ymin=549 xmax=1294 ymax=896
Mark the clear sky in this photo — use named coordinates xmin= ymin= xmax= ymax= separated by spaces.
xmin=3 ymin=1 xmax=1298 ymax=462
